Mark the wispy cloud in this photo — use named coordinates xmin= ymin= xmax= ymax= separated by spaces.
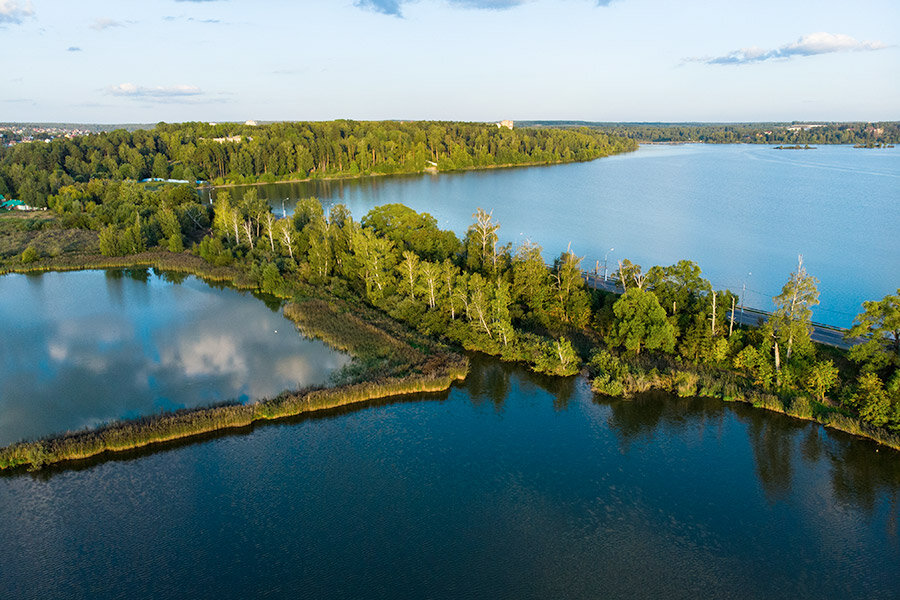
xmin=447 ymin=0 xmax=524 ymax=8
xmin=90 ymin=18 xmax=124 ymax=31
xmin=108 ymin=83 xmax=204 ymax=101
xmin=163 ymin=15 xmax=222 ymax=23
xmin=688 ymin=32 xmax=889 ymax=66
xmin=356 ymin=0 xmax=613 ymax=17
xmin=356 ymin=0 xmax=527 ymax=17
xmin=67 ymin=46 xmax=82 ymax=52
xmin=0 ymin=0 xmax=33 ymax=24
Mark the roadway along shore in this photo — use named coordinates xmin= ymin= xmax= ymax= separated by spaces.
xmin=582 ymin=273 xmax=858 ymax=350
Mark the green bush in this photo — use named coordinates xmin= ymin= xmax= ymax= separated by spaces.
xmin=20 ymin=245 xmax=39 ymax=264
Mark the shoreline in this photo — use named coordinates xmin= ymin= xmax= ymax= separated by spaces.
xmin=0 ymin=281 xmax=469 ymax=471
xmin=201 ymin=154 xmax=632 ymax=191
xmin=1 ymin=252 xmax=897 ymax=468
xmin=589 ymin=366 xmax=900 ymax=452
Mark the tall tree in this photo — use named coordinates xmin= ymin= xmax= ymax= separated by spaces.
xmin=769 ymin=254 xmax=819 ymax=365
xmin=848 ymin=290 xmax=900 ymax=358
xmin=550 ymin=245 xmax=591 ymax=328
xmin=512 ymin=241 xmax=551 ymax=326
xmin=465 ymin=208 xmax=500 ymax=273
xmin=644 ymin=260 xmax=711 ymax=317
xmin=611 ymin=288 xmax=676 ymax=355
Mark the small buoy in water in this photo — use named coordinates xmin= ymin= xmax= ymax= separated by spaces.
xmin=274 ymin=330 xmax=278 ymax=333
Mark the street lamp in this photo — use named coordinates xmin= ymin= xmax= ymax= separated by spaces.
xmin=740 ymin=272 xmax=751 ymax=325
xmin=603 ymin=248 xmax=614 ymax=281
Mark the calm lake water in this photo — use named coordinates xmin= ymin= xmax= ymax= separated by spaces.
xmin=209 ymin=144 xmax=900 ymax=328
xmin=1 ymin=356 xmax=898 ymax=600
xmin=3 ymin=147 xmax=898 ymax=599
xmin=0 ymin=269 xmax=349 ymax=445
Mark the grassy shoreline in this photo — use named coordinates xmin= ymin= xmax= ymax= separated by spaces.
xmin=0 ymin=260 xmax=468 ymax=471
xmin=0 ymin=239 xmax=896 ymax=467
xmin=587 ymin=355 xmax=900 ymax=452
xmin=0 ymin=249 xmax=252 ymax=285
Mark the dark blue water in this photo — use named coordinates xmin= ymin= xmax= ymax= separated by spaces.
xmin=0 ymin=269 xmax=349 ymax=445
xmin=1 ymin=357 xmax=898 ymax=599
xmin=212 ymin=144 xmax=900 ymax=328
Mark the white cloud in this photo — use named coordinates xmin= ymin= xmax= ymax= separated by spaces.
xmin=162 ymin=334 xmax=247 ymax=378
xmin=108 ymin=83 xmax=204 ymax=100
xmin=0 ymin=0 xmax=33 ymax=24
xmin=90 ymin=18 xmax=123 ymax=31
xmin=688 ymin=32 xmax=889 ymax=65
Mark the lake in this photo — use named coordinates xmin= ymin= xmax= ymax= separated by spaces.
xmin=207 ymin=144 xmax=900 ymax=328
xmin=0 ymin=269 xmax=350 ymax=445
xmin=3 ymin=147 xmax=899 ymax=599
xmin=1 ymin=356 xmax=897 ymax=600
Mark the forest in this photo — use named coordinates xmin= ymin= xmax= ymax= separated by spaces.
xmin=0 ymin=120 xmax=637 ymax=207
xmin=521 ymin=121 xmax=900 ymax=145
xmin=8 ymin=176 xmax=898 ymax=449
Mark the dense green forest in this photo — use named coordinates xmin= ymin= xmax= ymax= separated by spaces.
xmin=0 ymin=121 xmax=636 ymax=206
xmin=521 ymin=121 xmax=900 ymax=145
xmin=9 ymin=177 xmax=898 ymax=443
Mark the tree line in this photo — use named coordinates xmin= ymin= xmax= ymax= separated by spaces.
xmin=0 ymin=120 xmax=637 ymax=207
xmin=594 ymin=122 xmax=900 ymax=145
xmin=42 ymin=177 xmax=898 ymax=434
xmin=518 ymin=121 xmax=900 ymax=145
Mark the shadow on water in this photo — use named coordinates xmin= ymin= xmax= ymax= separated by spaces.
xmin=2 ymin=386 xmax=456 ymax=482
xmin=463 ymin=352 xmax=577 ymax=411
xmin=593 ymin=389 xmax=900 ymax=526
xmin=105 ymin=266 xmax=151 ymax=283
xmin=8 ymin=348 xmax=899 ymax=529
xmin=742 ymin=407 xmax=806 ymax=502
xmin=594 ymin=391 xmax=727 ymax=450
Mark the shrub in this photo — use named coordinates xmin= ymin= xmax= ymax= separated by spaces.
xmin=20 ymin=245 xmax=39 ymax=264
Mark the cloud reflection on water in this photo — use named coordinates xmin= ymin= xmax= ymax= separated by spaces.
xmin=0 ymin=270 xmax=350 ymax=445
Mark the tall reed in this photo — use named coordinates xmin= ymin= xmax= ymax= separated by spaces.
xmin=0 ymin=296 xmax=468 ymax=471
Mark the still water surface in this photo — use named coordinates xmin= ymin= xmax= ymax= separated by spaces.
xmin=210 ymin=144 xmax=900 ymax=327
xmin=1 ymin=357 xmax=898 ymax=599
xmin=0 ymin=269 xmax=349 ymax=445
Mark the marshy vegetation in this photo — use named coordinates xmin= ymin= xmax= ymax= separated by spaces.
xmin=0 ymin=294 xmax=467 ymax=470
xmin=1 ymin=122 xmax=898 ymax=467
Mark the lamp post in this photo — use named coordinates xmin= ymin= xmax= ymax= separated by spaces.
xmin=603 ymin=248 xmax=614 ymax=281
xmin=740 ymin=272 xmax=751 ymax=326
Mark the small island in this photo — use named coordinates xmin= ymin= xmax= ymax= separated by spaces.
xmin=774 ymin=144 xmax=816 ymax=149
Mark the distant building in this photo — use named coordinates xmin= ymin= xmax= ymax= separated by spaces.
xmin=496 ymin=120 xmax=514 ymax=130
xmin=244 ymin=120 xmax=258 ymax=126
xmin=786 ymin=124 xmax=826 ymax=132
xmin=211 ymin=135 xmax=242 ymax=143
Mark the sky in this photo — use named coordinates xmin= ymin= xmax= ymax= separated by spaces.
xmin=1 ymin=0 xmax=898 ymax=123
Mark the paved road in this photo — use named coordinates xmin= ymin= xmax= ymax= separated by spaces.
xmin=581 ymin=273 xmax=857 ymax=350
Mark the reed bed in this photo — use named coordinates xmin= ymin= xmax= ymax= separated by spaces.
xmin=590 ymin=355 xmax=900 ymax=452
xmin=0 ymin=296 xmax=468 ymax=471
xmin=0 ymin=250 xmax=253 ymax=288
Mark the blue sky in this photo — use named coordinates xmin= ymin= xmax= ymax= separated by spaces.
xmin=1 ymin=0 xmax=897 ymax=123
